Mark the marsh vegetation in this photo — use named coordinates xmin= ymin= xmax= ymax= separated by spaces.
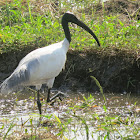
xmin=0 ymin=0 xmax=140 ymax=139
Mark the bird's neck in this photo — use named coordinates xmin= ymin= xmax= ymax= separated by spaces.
xmin=62 ymin=20 xmax=71 ymax=43
xmin=62 ymin=38 xmax=70 ymax=53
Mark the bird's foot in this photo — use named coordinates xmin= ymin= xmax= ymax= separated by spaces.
xmin=47 ymin=91 xmax=66 ymax=103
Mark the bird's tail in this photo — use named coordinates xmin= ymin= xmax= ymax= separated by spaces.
xmin=0 ymin=68 xmax=29 ymax=94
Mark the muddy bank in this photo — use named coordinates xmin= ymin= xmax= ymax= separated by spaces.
xmin=56 ymin=49 xmax=140 ymax=94
xmin=0 ymin=47 xmax=139 ymax=94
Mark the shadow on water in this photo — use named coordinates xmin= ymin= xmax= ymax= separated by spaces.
xmin=0 ymin=89 xmax=140 ymax=139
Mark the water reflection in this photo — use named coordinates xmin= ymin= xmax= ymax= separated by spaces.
xmin=0 ymin=90 xmax=140 ymax=118
xmin=0 ymin=90 xmax=140 ymax=139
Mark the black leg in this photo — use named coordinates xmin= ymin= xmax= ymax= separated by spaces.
xmin=47 ymin=88 xmax=51 ymax=102
xmin=37 ymin=90 xmax=42 ymax=115
xmin=47 ymin=88 xmax=64 ymax=103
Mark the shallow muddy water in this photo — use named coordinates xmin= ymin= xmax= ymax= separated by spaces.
xmin=0 ymin=90 xmax=139 ymax=114
xmin=0 ymin=90 xmax=140 ymax=139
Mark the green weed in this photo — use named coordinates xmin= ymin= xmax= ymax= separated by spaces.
xmin=0 ymin=0 xmax=139 ymax=54
xmin=3 ymin=118 xmax=15 ymax=140
xmin=90 ymin=76 xmax=106 ymax=104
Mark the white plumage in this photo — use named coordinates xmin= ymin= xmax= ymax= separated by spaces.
xmin=25 ymin=38 xmax=69 ymax=89
xmin=0 ymin=38 xmax=69 ymax=93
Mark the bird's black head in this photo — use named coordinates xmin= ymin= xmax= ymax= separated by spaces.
xmin=62 ymin=11 xmax=78 ymax=23
xmin=61 ymin=12 xmax=100 ymax=46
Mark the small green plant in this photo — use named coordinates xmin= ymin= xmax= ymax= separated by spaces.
xmin=90 ymin=76 xmax=106 ymax=104
xmin=3 ymin=118 xmax=15 ymax=140
xmin=127 ymin=76 xmax=136 ymax=89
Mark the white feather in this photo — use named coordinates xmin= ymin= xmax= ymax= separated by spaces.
xmin=0 ymin=38 xmax=69 ymax=93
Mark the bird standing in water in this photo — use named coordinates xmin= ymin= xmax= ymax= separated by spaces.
xmin=0 ymin=12 xmax=100 ymax=115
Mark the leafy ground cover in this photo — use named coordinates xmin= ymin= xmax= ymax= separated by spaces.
xmin=0 ymin=0 xmax=139 ymax=54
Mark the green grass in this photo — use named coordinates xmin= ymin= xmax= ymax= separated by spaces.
xmin=0 ymin=0 xmax=139 ymax=54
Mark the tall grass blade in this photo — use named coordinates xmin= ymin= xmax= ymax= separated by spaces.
xmin=27 ymin=0 xmax=33 ymax=24
xmin=3 ymin=118 xmax=15 ymax=140
xmin=90 ymin=76 xmax=106 ymax=104
xmin=54 ymin=114 xmax=61 ymax=124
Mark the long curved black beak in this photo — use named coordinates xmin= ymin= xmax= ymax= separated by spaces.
xmin=72 ymin=19 xmax=100 ymax=47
